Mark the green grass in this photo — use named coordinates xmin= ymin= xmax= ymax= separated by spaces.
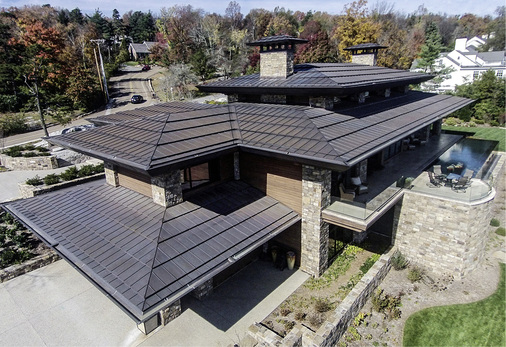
xmin=403 ymin=263 xmax=505 ymax=347
xmin=442 ymin=126 xmax=506 ymax=152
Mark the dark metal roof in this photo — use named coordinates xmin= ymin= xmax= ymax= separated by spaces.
xmin=3 ymin=180 xmax=300 ymax=322
xmin=198 ymin=63 xmax=433 ymax=96
xmin=48 ymin=92 xmax=473 ymax=172
xmin=344 ymin=43 xmax=388 ymax=50
xmin=247 ymin=35 xmax=308 ymax=46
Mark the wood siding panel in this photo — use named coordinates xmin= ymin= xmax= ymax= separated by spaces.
xmin=117 ymin=167 xmax=152 ymax=198
xmin=240 ymin=153 xmax=302 ymax=215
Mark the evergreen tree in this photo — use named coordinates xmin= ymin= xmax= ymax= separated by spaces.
xmin=417 ymin=21 xmax=444 ymax=73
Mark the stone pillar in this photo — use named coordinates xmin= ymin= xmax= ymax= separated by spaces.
xmin=260 ymin=94 xmax=287 ymax=104
xmin=301 ymin=165 xmax=331 ymax=277
xmin=433 ymin=120 xmax=442 ymax=136
xmin=104 ymin=162 xmax=119 ymax=187
xmin=151 ymin=170 xmax=183 ymax=207
xmin=358 ymin=92 xmax=366 ymax=104
xmin=191 ymin=278 xmax=213 ymax=300
xmin=160 ymin=300 xmax=181 ymax=326
xmin=234 ymin=152 xmax=240 ymax=180
xmin=384 ymin=88 xmax=391 ymax=98
xmin=359 ymin=159 xmax=368 ymax=183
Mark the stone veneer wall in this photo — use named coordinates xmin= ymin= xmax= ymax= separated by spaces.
xmin=260 ymin=50 xmax=294 ymax=78
xmin=104 ymin=162 xmax=118 ymax=186
xmin=260 ymin=94 xmax=287 ymax=104
xmin=0 ymin=252 xmax=60 ymax=283
xmin=191 ymin=278 xmax=213 ymax=300
xmin=394 ymin=191 xmax=494 ymax=278
xmin=301 ymin=165 xmax=331 ymax=277
xmin=151 ymin=170 xmax=183 ymax=207
xmin=0 ymin=154 xmax=58 ymax=171
xmin=351 ymin=54 xmax=377 ymax=66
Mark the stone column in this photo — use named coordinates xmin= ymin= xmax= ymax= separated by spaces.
xmin=191 ymin=278 xmax=213 ymax=300
xmin=301 ymin=165 xmax=331 ymax=277
xmin=160 ymin=300 xmax=181 ymax=326
xmin=359 ymin=159 xmax=368 ymax=183
xmin=234 ymin=152 xmax=240 ymax=180
xmin=358 ymin=92 xmax=366 ymax=103
xmin=104 ymin=162 xmax=119 ymax=187
xmin=228 ymin=94 xmax=239 ymax=103
xmin=151 ymin=170 xmax=183 ymax=207
xmin=433 ymin=119 xmax=442 ymax=136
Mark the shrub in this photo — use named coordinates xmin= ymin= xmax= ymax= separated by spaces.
xmin=280 ymin=306 xmax=291 ymax=316
xmin=24 ymin=144 xmax=35 ymax=150
xmin=408 ymin=266 xmax=424 ymax=283
xmin=12 ymin=232 xmax=30 ymax=247
xmin=0 ymin=113 xmax=27 ymax=136
xmin=371 ymin=289 xmax=402 ymax=320
xmin=0 ymin=233 xmax=5 ymax=246
xmin=282 ymin=320 xmax=295 ymax=332
xmin=496 ymin=227 xmax=505 ymax=236
xmin=294 ymin=311 xmax=306 ymax=321
xmin=0 ymin=248 xmax=18 ymax=267
xmin=391 ymin=250 xmax=409 ymax=270
xmin=60 ymin=167 xmax=79 ymax=181
xmin=490 ymin=120 xmax=500 ymax=127
xmin=490 ymin=218 xmax=501 ymax=227
xmin=43 ymin=174 xmax=60 ymax=185
xmin=444 ymin=117 xmax=460 ymax=126
xmin=360 ymin=254 xmax=381 ymax=274
xmin=468 ymin=121 xmax=477 ymax=127
xmin=22 ymin=151 xmax=38 ymax=157
xmin=26 ymin=175 xmax=43 ymax=186
xmin=308 ymin=312 xmax=325 ymax=326
xmin=36 ymin=147 xmax=49 ymax=153
xmin=314 ymin=297 xmax=332 ymax=313
xmin=94 ymin=163 xmax=104 ymax=172
xmin=78 ymin=164 xmax=96 ymax=177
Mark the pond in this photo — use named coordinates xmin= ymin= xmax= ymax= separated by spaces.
xmin=434 ymin=138 xmax=497 ymax=177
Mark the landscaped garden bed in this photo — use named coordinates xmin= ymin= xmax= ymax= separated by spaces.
xmin=259 ymin=235 xmax=389 ymax=338
xmin=0 ymin=207 xmax=57 ymax=282
xmin=0 ymin=144 xmax=58 ymax=170
xmin=18 ymin=163 xmax=104 ymax=198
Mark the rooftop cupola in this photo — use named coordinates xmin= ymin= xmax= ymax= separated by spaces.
xmin=344 ymin=43 xmax=387 ymax=66
xmin=247 ymin=35 xmax=308 ymax=78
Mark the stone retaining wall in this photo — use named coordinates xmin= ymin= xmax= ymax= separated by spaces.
xmin=0 ymin=252 xmax=60 ymax=283
xmin=18 ymin=173 xmax=105 ymax=198
xmin=1 ymin=154 xmax=58 ymax=171
xmin=247 ymin=248 xmax=394 ymax=346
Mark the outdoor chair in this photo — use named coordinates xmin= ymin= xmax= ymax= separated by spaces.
xmin=427 ymin=171 xmax=442 ymax=188
xmin=339 ymin=183 xmax=355 ymax=201
xmin=452 ymin=177 xmax=471 ymax=192
xmin=433 ymin=165 xmax=446 ymax=180
xmin=463 ymin=169 xmax=474 ymax=179
xmin=350 ymin=176 xmax=368 ymax=195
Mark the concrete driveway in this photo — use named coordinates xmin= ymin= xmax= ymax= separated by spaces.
xmin=0 ymin=259 xmax=308 ymax=346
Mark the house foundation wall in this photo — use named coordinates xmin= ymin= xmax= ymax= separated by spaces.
xmin=301 ymin=165 xmax=331 ymax=277
xmin=393 ymin=191 xmax=493 ymax=278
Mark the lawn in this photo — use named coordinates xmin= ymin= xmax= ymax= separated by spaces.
xmin=403 ymin=263 xmax=506 ymax=347
xmin=443 ymin=126 xmax=506 ymax=152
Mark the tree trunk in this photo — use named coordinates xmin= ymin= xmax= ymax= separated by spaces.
xmin=34 ymin=82 xmax=49 ymax=137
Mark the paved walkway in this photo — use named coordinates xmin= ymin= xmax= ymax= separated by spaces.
xmin=0 ymin=259 xmax=308 ymax=346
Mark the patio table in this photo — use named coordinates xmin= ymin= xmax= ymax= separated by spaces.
xmin=446 ymin=173 xmax=461 ymax=186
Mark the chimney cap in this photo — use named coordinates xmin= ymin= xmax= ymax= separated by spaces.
xmin=247 ymin=35 xmax=308 ymax=47
xmin=344 ymin=43 xmax=388 ymax=54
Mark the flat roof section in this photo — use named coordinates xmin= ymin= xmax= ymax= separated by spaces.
xmin=3 ymin=181 xmax=300 ymax=323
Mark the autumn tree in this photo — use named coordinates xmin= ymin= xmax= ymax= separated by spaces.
xmin=333 ymin=0 xmax=380 ymax=61
xmin=483 ymin=7 xmax=505 ymax=51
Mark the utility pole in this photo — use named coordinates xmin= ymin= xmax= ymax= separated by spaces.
xmin=90 ymin=39 xmax=109 ymax=103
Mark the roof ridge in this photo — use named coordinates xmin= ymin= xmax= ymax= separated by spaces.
xmin=142 ymin=208 xmax=169 ymax=312
xmin=147 ymin=111 xmax=175 ymax=170
xmin=227 ymin=104 xmax=243 ymax=144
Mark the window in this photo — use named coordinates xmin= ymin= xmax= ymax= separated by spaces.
xmin=473 ymin=71 xmax=479 ymax=80
xmin=182 ymin=160 xmax=221 ymax=192
xmin=497 ymin=70 xmax=504 ymax=78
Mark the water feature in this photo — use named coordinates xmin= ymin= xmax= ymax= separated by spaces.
xmin=435 ymin=138 xmax=497 ymax=177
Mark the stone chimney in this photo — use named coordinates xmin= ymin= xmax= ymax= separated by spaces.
xmin=247 ymin=36 xmax=308 ymax=78
xmin=344 ymin=43 xmax=387 ymax=66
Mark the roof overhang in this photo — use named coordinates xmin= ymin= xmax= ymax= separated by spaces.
xmin=2 ymin=180 xmax=300 ymax=323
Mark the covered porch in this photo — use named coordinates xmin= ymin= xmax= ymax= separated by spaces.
xmin=324 ymin=133 xmax=464 ymax=231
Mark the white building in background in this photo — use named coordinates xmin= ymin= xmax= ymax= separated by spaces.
xmin=412 ymin=36 xmax=506 ymax=93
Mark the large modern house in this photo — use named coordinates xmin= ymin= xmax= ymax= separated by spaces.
xmin=3 ymin=36 xmax=500 ymax=335
xmin=411 ymin=36 xmax=506 ymax=92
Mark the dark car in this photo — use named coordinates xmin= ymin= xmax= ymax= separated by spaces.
xmin=131 ymin=95 xmax=144 ymax=104
xmin=141 ymin=65 xmax=151 ymax=71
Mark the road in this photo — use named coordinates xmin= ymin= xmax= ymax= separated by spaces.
xmin=1 ymin=65 xmax=163 ymax=149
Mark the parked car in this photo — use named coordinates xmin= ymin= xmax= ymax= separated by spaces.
xmin=131 ymin=95 xmax=144 ymax=104
xmin=141 ymin=65 xmax=151 ymax=71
